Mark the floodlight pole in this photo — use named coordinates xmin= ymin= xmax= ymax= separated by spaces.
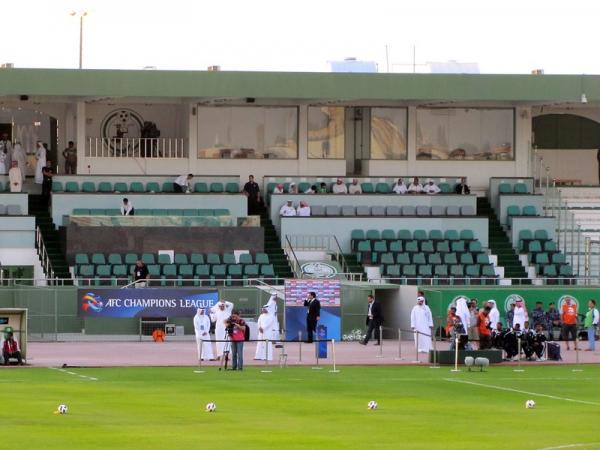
xmin=70 ymin=11 xmax=88 ymax=69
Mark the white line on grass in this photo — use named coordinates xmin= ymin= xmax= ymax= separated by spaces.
xmin=48 ymin=367 xmax=98 ymax=381
xmin=444 ymin=378 xmax=600 ymax=407
xmin=538 ymin=443 xmax=600 ymax=450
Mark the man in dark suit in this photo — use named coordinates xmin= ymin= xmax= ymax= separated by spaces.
xmin=454 ymin=177 xmax=470 ymax=195
xmin=303 ymin=291 xmax=320 ymax=343
xmin=361 ymin=294 xmax=384 ymax=345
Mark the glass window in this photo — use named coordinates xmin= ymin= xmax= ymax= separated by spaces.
xmin=197 ymin=106 xmax=298 ymax=159
xmin=370 ymin=108 xmax=407 ymax=160
xmin=308 ymin=106 xmax=345 ymax=159
xmin=416 ymin=108 xmax=514 ymax=161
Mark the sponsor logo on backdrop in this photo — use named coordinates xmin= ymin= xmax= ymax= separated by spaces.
xmin=558 ymin=295 xmax=579 ymax=310
xmin=100 ymin=108 xmax=144 ymax=152
xmin=301 ymin=262 xmax=337 ymax=279
xmin=504 ymin=294 xmax=525 ymax=312
xmin=82 ymin=292 xmax=104 ymax=312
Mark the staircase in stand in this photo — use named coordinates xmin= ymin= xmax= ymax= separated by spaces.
xmin=477 ymin=197 xmax=530 ymax=285
xmin=28 ymin=195 xmax=72 ymax=284
xmin=259 ymin=207 xmax=294 ymax=281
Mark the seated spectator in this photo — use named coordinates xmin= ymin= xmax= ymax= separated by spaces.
xmin=280 ymin=200 xmax=297 ymax=216
xmin=272 ymin=183 xmax=285 ymax=194
xmin=2 ymin=332 xmax=22 ymax=365
xmin=545 ymin=302 xmax=561 ymax=338
xmin=332 ymin=178 xmax=348 ymax=194
xmin=531 ymin=302 xmax=545 ymax=330
xmin=288 ymin=182 xmax=298 ymax=194
xmin=297 ymin=201 xmax=311 ymax=216
xmin=532 ymin=323 xmax=547 ymax=360
xmin=407 ymin=177 xmax=423 ymax=194
xmin=348 ymin=179 xmax=362 ymax=195
xmin=424 ymin=180 xmax=441 ymax=194
xmin=304 ymin=184 xmax=317 ymax=194
xmin=392 ymin=178 xmax=407 ymax=194
xmin=174 ymin=174 xmax=193 ymax=193
xmin=455 ymin=177 xmax=470 ymax=194
xmin=121 ymin=198 xmax=134 ymax=216
xmin=318 ymin=182 xmax=328 ymax=194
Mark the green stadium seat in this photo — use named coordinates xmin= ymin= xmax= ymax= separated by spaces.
xmin=89 ymin=208 xmax=106 ymax=215
xmin=444 ymin=230 xmax=459 ymax=241
xmin=112 ymin=265 xmax=128 ymax=277
xmin=124 ymin=253 xmax=138 ymax=264
xmin=545 ymin=241 xmax=557 ymax=252
xmin=206 ymin=253 xmax=221 ymax=264
xmin=190 ymin=253 xmax=205 ymax=264
xmin=107 ymin=254 xmax=122 ymax=265
xmin=113 ymin=182 xmax=128 ymax=193
xmin=552 ymin=253 xmax=566 ymax=264
xmin=436 ymin=241 xmax=450 ymax=253
xmin=507 ymin=205 xmax=520 ymax=225
xmin=528 ymin=240 xmax=542 ymax=253
xmin=460 ymin=253 xmax=474 ymax=265
xmin=404 ymin=240 xmax=419 ymax=253
xmin=158 ymin=254 xmax=172 ymax=265
xmin=162 ymin=264 xmax=177 ymax=278
xmin=460 ymin=230 xmax=474 ymax=241
xmin=429 ymin=230 xmax=443 ymax=241
xmin=366 ymin=230 xmax=380 ymax=241
xmin=381 ymin=229 xmax=395 ymax=241
xmin=223 ymin=253 xmax=236 ymax=265
xmin=145 ymin=182 xmax=160 ymax=193
xmin=179 ymin=264 xmax=194 ymax=278
xmin=244 ymin=264 xmax=259 ymax=277
xmin=559 ymin=265 xmax=573 ymax=277
xmin=469 ymin=241 xmax=482 ymax=253
xmin=361 ymin=183 xmax=374 ymax=193
xmin=72 ymin=208 xmax=89 ymax=215
xmin=450 ymin=264 xmax=464 ymax=277
xmin=451 ymin=241 xmax=466 ymax=253
xmin=239 ymin=254 xmax=253 ymax=264
xmin=228 ymin=264 xmax=243 ymax=277
xmin=438 ymin=182 xmax=451 ymax=193
xmin=421 ymin=240 xmax=434 ymax=253
xmin=96 ymin=264 xmax=111 ymax=277
xmin=428 ymin=253 xmax=442 ymax=265
xmin=522 ymin=205 xmax=537 ymax=216
xmin=402 ymin=264 xmax=417 ymax=279
xmin=213 ymin=209 xmax=230 ymax=216
xmin=167 ymin=209 xmax=184 ymax=216
xmin=98 ymin=182 xmax=112 ymax=193
xmin=266 ymin=183 xmax=276 ymax=193
xmin=535 ymin=253 xmax=550 ymax=265
xmin=534 ymin=230 xmax=549 ymax=240
xmin=81 ymin=182 xmax=96 ymax=193
xmin=481 ymin=265 xmax=496 ymax=278
xmin=148 ymin=265 xmax=161 ymax=277
xmin=418 ymin=264 xmax=433 ymax=277
xmin=543 ymin=265 xmax=557 ymax=277
xmin=389 ymin=241 xmax=402 ymax=253
xmin=444 ymin=253 xmax=458 ymax=265
xmin=255 ymin=253 xmax=269 ymax=265
xmin=298 ymin=182 xmax=310 ymax=193
xmin=380 ymin=253 xmax=395 ymax=265
xmin=105 ymin=209 xmax=121 ymax=216
xmin=52 ymin=181 xmax=64 ymax=192
xmin=413 ymin=230 xmax=427 ymax=241
xmin=225 ymin=182 xmax=239 ymax=193
xmin=356 ymin=240 xmax=371 ymax=263
xmin=91 ymin=253 xmax=106 ymax=265
xmin=141 ymin=253 xmax=156 ymax=264
xmin=396 ymin=253 xmax=411 ymax=265
xmin=210 ymin=182 xmax=224 ymax=193
xmin=78 ymin=265 xmax=94 ymax=278
xmin=434 ymin=264 xmax=448 ymax=277
xmin=129 ymin=182 xmax=144 ymax=193
xmin=398 ymin=230 xmax=412 ymax=241
xmin=197 ymin=209 xmax=213 ymax=216
xmin=386 ymin=264 xmax=401 ymax=277
xmin=375 ymin=183 xmax=391 ymax=193
xmin=183 ymin=209 xmax=198 ymax=216
xmin=260 ymin=264 xmax=275 ymax=278
xmin=476 ymin=254 xmax=490 ymax=265
xmin=161 ymin=182 xmax=175 ymax=193
xmin=373 ymin=241 xmax=388 ymax=254
xmin=174 ymin=254 xmax=189 ymax=265
xmin=75 ymin=253 xmax=89 ymax=264
xmin=135 ymin=209 xmax=152 ymax=215
xmin=412 ymin=253 xmax=426 ymax=265
xmin=193 ymin=182 xmax=208 ymax=193
xmin=195 ymin=264 xmax=211 ymax=278
xmin=514 ymin=183 xmax=528 ymax=194
xmin=65 ymin=181 xmax=79 ymax=192
xmin=519 ymin=229 xmax=533 ymax=241
xmin=498 ymin=183 xmax=512 ymax=194
xmin=212 ymin=264 xmax=227 ymax=279
xmin=152 ymin=209 xmax=169 ymax=216
xmin=465 ymin=264 xmax=480 ymax=277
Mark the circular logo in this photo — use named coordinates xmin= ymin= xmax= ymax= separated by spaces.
xmin=301 ymin=262 xmax=337 ymax=279
xmin=82 ymin=292 xmax=103 ymax=312
xmin=100 ymin=109 xmax=144 ymax=153
xmin=558 ymin=295 xmax=579 ymax=311
xmin=504 ymin=294 xmax=525 ymax=312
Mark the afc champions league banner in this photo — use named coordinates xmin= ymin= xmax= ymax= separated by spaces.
xmin=78 ymin=288 xmax=219 ymax=318
xmin=284 ymin=279 xmax=341 ymax=342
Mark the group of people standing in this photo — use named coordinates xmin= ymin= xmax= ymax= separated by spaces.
xmin=0 ymin=137 xmax=57 ymax=194
xmin=193 ymin=295 xmax=280 ymax=371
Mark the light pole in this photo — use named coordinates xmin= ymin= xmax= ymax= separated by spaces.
xmin=70 ymin=11 xmax=88 ymax=69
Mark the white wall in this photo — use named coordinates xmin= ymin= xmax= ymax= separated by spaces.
xmin=0 ymin=248 xmax=45 ymax=282
xmin=537 ymin=149 xmax=598 ymax=185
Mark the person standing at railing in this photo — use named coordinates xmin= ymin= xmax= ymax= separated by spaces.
xmin=34 ymin=141 xmax=46 ymax=184
xmin=62 ymin=141 xmax=77 ymax=174
xmin=133 ymin=260 xmax=149 ymax=288
xmin=120 ymin=198 xmax=134 ymax=216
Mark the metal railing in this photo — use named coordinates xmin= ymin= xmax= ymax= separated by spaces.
xmin=86 ymin=137 xmax=187 ymax=159
xmin=35 ymin=226 xmax=55 ymax=280
xmin=284 ymin=235 xmax=302 ymax=278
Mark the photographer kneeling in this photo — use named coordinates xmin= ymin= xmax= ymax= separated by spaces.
xmin=227 ymin=310 xmax=247 ymax=371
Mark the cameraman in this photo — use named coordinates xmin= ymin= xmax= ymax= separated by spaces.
xmin=227 ymin=310 xmax=247 ymax=371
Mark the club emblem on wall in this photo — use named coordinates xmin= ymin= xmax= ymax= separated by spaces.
xmin=100 ymin=109 xmax=144 ymax=154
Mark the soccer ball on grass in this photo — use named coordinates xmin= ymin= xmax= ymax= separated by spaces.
xmin=367 ymin=400 xmax=378 ymax=410
xmin=205 ymin=402 xmax=217 ymax=412
xmin=57 ymin=404 xmax=68 ymax=414
xmin=525 ymin=400 xmax=536 ymax=409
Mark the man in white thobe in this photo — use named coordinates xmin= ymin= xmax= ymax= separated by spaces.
xmin=193 ymin=308 xmax=214 ymax=361
xmin=0 ymin=134 xmax=12 ymax=172
xmin=263 ymin=293 xmax=280 ymax=341
xmin=455 ymin=297 xmax=471 ymax=331
xmin=411 ymin=296 xmax=433 ymax=353
xmin=11 ymin=143 xmax=27 ymax=181
xmin=254 ymin=307 xmax=275 ymax=360
xmin=513 ymin=299 xmax=528 ymax=330
xmin=210 ymin=299 xmax=234 ymax=360
xmin=8 ymin=161 xmax=22 ymax=193
xmin=280 ymin=200 xmax=297 ymax=216
xmin=487 ymin=300 xmax=500 ymax=330
xmin=332 ymin=178 xmax=348 ymax=194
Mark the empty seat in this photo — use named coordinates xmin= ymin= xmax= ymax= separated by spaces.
xmin=75 ymin=253 xmax=89 ymax=264
xmin=389 ymin=241 xmax=402 ymax=253
xmin=81 ymin=182 xmax=96 ymax=193
xmin=174 ymin=254 xmax=189 ymax=265
xmin=98 ymin=182 xmax=112 ymax=193
xmin=366 ymin=230 xmax=380 ymax=241
xmin=325 ymin=206 xmax=341 ymax=216
xmin=179 ymin=264 xmax=194 ymax=278
xmin=161 ymin=182 xmax=175 ymax=193
xmin=371 ymin=206 xmax=385 ymax=216
xmin=78 ymin=265 xmax=94 ymax=278
xmin=436 ymin=241 xmax=450 ymax=253
xmin=95 ymin=264 xmax=111 ymax=277
xmin=381 ymin=229 xmax=396 ymax=241
xmin=52 ymin=181 xmax=64 ymax=192
xmin=152 ymin=209 xmax=169 ymax=216
xmin=543 ymin=265 xmax=557 ymax=277
xmin=401 ymin=206 xmax=416 ymax=216
xmin=434 ymin=264 xmax=448 ymax=277
xmin=481 ymin=265 xmax=497 ymax=278
xmin=465 ymin=264 xmax=480 ymax=278
xmin=534 ymin=230 xmax=549 ymax=240
xmin=206 ymin=253 xmax=221 ymax=264
xmin=238 ymin=253 xmax=253 ymax=264
xmin=460 ymin=230 xmax=475 ymax=241
xmin=91 ymin=253 xmax=106 ymax=265
xmin=145 ymin=182 xmax=160 ymax=193
xmin=413 ymin=253 xmax=427 ymax=265
xmin=397 ymin=230 xmax=412 ymax=241
xmin=404 ymin=240 xmax=419 ymax=253
xmin=373 ymin=240 xmax=388 ymax=254
xmin=130 ymin=182 xmax=144 ymax=193
xmin=552 ymin=253 xmax=566 ymax=264
xmin=513 ymin=183 xmax=528 ymax=194
xmin=194 ymin=182 xmax=209 ymax=193
xmin=522 ymin=205 xmax=537 ymax=216
xmin=460 ymin=206 xmax=475 ymax=216
xmin=167 ymin=209 xmax=184 ymax=216
xmin=559 ymin=265 xmax=573 ymax=277
xmin=260 ymin=264 xmax=275 ymax=277
xmin=135 ymin=209 xmax=152 ymax=215
xmin=311 ymin=205 xmax=325 ymax=216
xmin=225 ymin=182 xmax=239 ymax=193
xmin=507 ymin=205 xmax=520 ymax=225
xmin=356 ymin=206 xmax=370 ymax=216
xmin=190 ymin=253 xmax=205 ymax=264
xmin=476 ymin=253 xmax=490 ymax=265
xmin=413 ymin=230 xmax=427 ymax=240
xmin=107 ymin=254 xmax=123 ymax=265
xmin=451 ymin=241 xmax=466 ymax=253
xmin=214 ymin=209 xmax=230 ymax=216
xmin=396 ymin=253 xmax=411 ymax=265
xmin=141 ymin=253 xmax=156 ymax=264
xmin=124 ymin=253 xmax=138 ymax=264
xmin=158 ymin=254 xmax=172 ymax=265
xmin=528 ymin=240 xmax=542 ymax=253
xmin=223 ymin=253 xmax=236 ymax=265
xmin=375 ymin=183 xmax=391 ymax=193
xmin=195 ymin=264 xmax=211 ymax=278
xmin=428 ymin=253 xmax=442 ymax=265
xmin=351 ymin=230 xmax=365 ymax=249
xmin=65 ymin=181 xmax=79 ymax=192
xmin=210 ymin=182 xmax=224 ymax=193
xmin=416 ymin=206 xmax=430 ymax=216
xmin=385 ymin=206 xmax=401 ymax=216
xmin=341 ymin=206 xmax=355 ymax=216
xmin=112 ymin=265 xmax=128 ymax=278
xmin=244 ymin=264 xmax=259 ymax=277
xmin=438 ymin=182 xmax=451 ymax=193
xmin=460 ymin=253 xmax=474 ymax=265
xmin=113 ymin=182 xmax=128 ymax=193
xmin=418 ymin=264 xmax=433 ymax=277
xmin=361 ymin=183 xmax=374 ymax=193
xmin=379 ymin=253 xmax=395 ymax=265
xmin=6 ymin=205 xmax=21 ymax=215
xmin=298 ymin=182 xmax=310 ymax=193
xmin=445 ymin=230 xmax=459 ymax=241
xmin=498 ymin=183 xmax=512 ymax=194
xmin=444 ymin=253 xmax=458 ymax=265
xmin=255 ymin=253 xmax=270 ymax=265
xmin=430 ymin=205 xmax=445 ymax=216
xmin=429 ymin=230 xmax=443 ymax=241
xmin=446 ymin=206 xmax=460 ymax=216
xmin=386 ymin=264 xmax=401 ymax=277
xmin=545 ymin=241 xmax=558 ymax=252
xmin=421 ymin=241 xmax=434 ymax=253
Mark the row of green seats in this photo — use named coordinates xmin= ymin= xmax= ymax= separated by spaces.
xmin=372 ymin=252 xmax=489 ymax=266
xmin=383 ymin=263 xmax=497 ymax=278
xmin=351 ymin=229 xmax=475 ymax=244
xmin=76 ymin=263 xmax=275 ymax=278
xmin=0 ymin=182 xmax=12 ymax=192
xmin=354 ymin=239 xmax=482 ymax=254
xmin=71 ymin=208 xmax=231 ymax=216
xmin=499 ymin=182 xmax=529 ymax=194
xmin=267 ymin=182 xmax=454 ymax=194
xmin=53 ymin=181 xmax=240 ymax=194
xmin=74 ymin=252 xmax=270 ymax=265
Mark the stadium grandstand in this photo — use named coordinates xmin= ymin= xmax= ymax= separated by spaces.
xmin=0 ymin=67 xmax=599 ymax=350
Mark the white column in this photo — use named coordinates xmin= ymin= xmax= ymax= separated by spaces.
xmin=75 ymin=101 xmax=86 ymax=174
xmin=514 ymin=106 xmax=533 ymax=177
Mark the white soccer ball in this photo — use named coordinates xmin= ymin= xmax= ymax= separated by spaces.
xmin=58 ymin=404 xmax=68 ymax=414
xmin=205 ymin=402 xmax=217 ymax=412
xmin=525 ymin=400 xmax=536 ymax=409
xmin=367 ymin=400 xmax=378 ymax=410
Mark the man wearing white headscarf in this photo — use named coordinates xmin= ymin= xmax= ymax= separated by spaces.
xmin=11 ymin=143 xmax=27 ymax=180
xmin=411 ymin=296 xmax=433 ymax=353
xmin=35 ymin=142 xmax=46 ymax=184
xmin=263 ymin=293 xmax=280 ymax=341
xmin=513 ymin=299 xmax=529 ymax=330
xmin=455 ymin=297 xmax=471 ymax=331
xmin=0 ymin=133 xmax=12 ymax=172
xmin=0 ymin=149 xmax=6 ymax=175
xmin=8 ymin=161 xmax=22 ymax=192
xmin=210 ymin=299 xmax=234 ymax=360
xmin=193 ymin=308 xmax=214 ymax=361
xmin=254 ymin=306 xmax=275 ymax=360
xmin=487 ymin=300 xmax=500 ymax=330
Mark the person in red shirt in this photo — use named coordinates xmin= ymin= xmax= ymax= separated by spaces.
xmin=2 ymin=332 xmax=23 ymax=365
xmin=477 ymin=306 xmax=492 ymax=349
xmin=561 ymin=297 xmax=578 ymax=351
xmin=227 ymin=311 xmax=247 ymax=371
xmin=446 ymin=307 xmax=457 ymax=337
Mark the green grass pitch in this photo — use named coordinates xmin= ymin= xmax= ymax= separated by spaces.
xmin=1 ymin=365 xmax=600 ymax=449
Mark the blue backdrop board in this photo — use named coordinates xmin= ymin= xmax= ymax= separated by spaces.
xmin=284 ymin=279 xmax=341 ymax=341
xmin=78 ymin=288 xmax=219 ymax=318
